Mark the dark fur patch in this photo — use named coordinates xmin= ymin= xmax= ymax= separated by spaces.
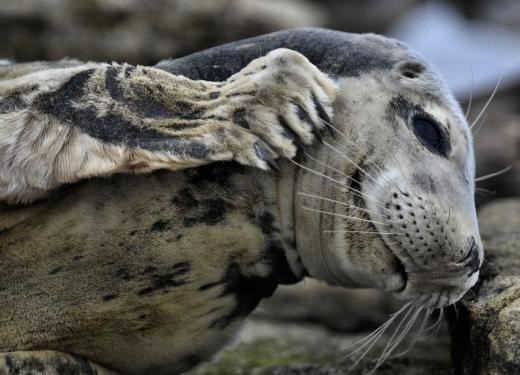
xmin=232 ymin=108 xmax=249 ymax=129
xmin=34 ymin=69 xmax=211 ymax=157
xmin=150 ymin=219 xmax=170 ymax=232
xmin=0 ymin=94 xmax=27 ymax=113
xmin=181 ymin=354 xmax=203 ymax=367
xmin=156 ymin=28 xmax=396 ymax=81
xmin=209 ymin=261 xmax=279 ymax=329
xmin=102 ymin=293 xmax=118 ymax=301
xmin=105 ymin=66 xmax=124 ymax=101
xmin=185 ymin=162 xmax=246 ymax=187
xmin=137 ymin=262 xmax=191 ymax=296
xmin=172 ymin=189 xmax=199 ymax=209
xmin=172 ymin=186 xmax=234 ymax=228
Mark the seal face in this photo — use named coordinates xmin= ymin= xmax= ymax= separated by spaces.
xmin=312 ymin=59 xmax=482 ymax=307
xmin=0 ymin=28 xmax=482 ymax=373
xmin=279 ymin=30 xmax=483 ymax=308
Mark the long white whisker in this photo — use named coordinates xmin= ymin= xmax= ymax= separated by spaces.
xmin=303 ymin=151 xmax=380 ymax=197
xmin=472 ymin=112 xmax=489 ymax=136
xmin=323 ymin=140 xmax=379 ymax=185
xmin=302 ymin=206 xmax=387 ymax=226
xmin=392 ymin=307 xmax=431 ymax=358
xmin=470 ymin=74 xmax=502 ymax=130
xmin=324 ymin=230 xmax=404 ymax=235
xmin=349 ymin=302 xmax=415 ymax=372
xmin=465 ymin=63 xmax=474 ymax=119
xmin=298 ymin=191 xmax=388 ymax=218
xmin=475 ymin=187 xmax=495 ymax=196
xmin=375 ymin=305 xmax=423 ymax=369
xmin=292 ymin=159 xmax=387 ymax=208
xmin=290 ymin=159 xmax=344 ymax=186
xmin=328 ymin=136 xmax=384 ymax=175
xmin=342 ymin=301 xmax=413 ymax=353
xmin=475 ymin=165 xmax=512 ymax=182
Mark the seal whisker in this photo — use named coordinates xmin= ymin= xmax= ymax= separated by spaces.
xmin=302 ymin=152 xmax=389 ymax=211
xmin=470 ymin=74 xmax=502 ymax=130
xmin=298 ymin=191 xmax=391 ymax=219
xmin=391 ymin=307 xmax=431 ymax=358
xmin=465 ymin=63 xmax=474 ymax=120
xmin=323 ymin=230 xmax=404 ymax=236
xmin=291 ymin=159 xmax=387 ymax=207
xmin=472 ymin=112 xmax=489 ymax=135
xmin=327 ymin=135 xmax=384 ymax=175
xmin=303 ymin=151 xmax=378 ymax=194
xmin=342 ymin=301 xmax=413 ymax=353
xmin=322 ymin=140 xmax=380 ymax=185
xmin=301 ymin=206 xmax=387 ymax=226
xmin=475 ymin=187 xmax=496 ymax=196
xmin=424 ymin=308 xmax=445 ymax=342
xmin=374 ymin=304 xmax=422 ymax=370
xmin=347 ymin=302 xmax=415 ymax=371
xmin=320 ymin=118 xmax=383 ymax=177
xmin=475 ymin=165 xmax=512 ymax=182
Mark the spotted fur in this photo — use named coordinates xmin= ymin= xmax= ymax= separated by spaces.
xmin=0 ymin=48 xmax=336 ymax=206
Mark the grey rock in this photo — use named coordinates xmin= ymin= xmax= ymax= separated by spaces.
xmin=448 ymin=198 xmax=520 ymax=375
xmin=255 ymin=279 xmax=402 ymax=332
xmin=187 ymin=319 xmax=453 ymax=375
xmin=0 ymin=0 xmax=323 ymax=64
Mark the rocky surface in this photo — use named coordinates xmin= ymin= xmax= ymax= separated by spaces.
xmin=448 ymin=198 xmax=520 ymax=375
xmin=254 ymin=279 xmax=402 ymax=333
xmin=0 ymin=0 xmax=323 ymax=64
xmin=187 ymin=320 xmax=453 ymax=375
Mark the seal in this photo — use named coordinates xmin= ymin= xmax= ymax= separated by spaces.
xmin=0 ymin=28 xmax=482 ymax=374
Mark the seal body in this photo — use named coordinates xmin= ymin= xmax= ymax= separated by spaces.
xmin=0 ymin=28 xmax=483 ymax=374
xmin=0 ymin=164 xmax=295 ymax=374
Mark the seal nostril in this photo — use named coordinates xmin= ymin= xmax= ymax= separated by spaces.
xmin=466 ymin=238 xmax=480 ymax=276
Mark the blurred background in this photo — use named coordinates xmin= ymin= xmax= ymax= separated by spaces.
xmin=1 ymin=0 xmax=517 ymax=373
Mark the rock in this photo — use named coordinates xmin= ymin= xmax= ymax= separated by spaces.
xmin=0 ymin=0 xmax=324 ymax=64
xmin=255 ymin=279 xmax=402 ymax=332
xmin=187 ymin=319 xmax=453 ymax=375
xmin=448 ymin=198 xmax=520 ymax=374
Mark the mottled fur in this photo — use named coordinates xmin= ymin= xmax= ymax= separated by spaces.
xmin=0 ymin=48 xmax=336 ymax=206
xmin=0 ymin=28 xmax=483 ymax=374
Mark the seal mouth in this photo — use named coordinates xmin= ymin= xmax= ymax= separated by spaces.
xmin=350 ymin=167 xmax=408 ymax=293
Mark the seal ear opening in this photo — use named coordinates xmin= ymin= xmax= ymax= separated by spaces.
xmin=399 ymin=62 xmax=425 ymax=79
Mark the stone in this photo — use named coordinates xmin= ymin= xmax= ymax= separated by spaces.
xmin=255 ymin=279 xmax=402 ymax=332
xmin=187 ymin=317 xmax=453 ymax=375
xmin=0 ymin=0 xmax=324 ymax=64
xmin=448 ymin=198 xmax=520 ymax=375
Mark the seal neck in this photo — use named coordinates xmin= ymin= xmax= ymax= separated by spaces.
xmin=273 ymin=159 xmax=308 ymax=281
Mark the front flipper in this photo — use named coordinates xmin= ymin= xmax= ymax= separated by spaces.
xmin=0 ymin=350 xmax=117 ymax=375
xmin=0 ymin=49 xmax=336 ymax=204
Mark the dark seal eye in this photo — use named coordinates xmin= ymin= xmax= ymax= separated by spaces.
xmin=411 ymin=114 xmax=450 ymax=157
